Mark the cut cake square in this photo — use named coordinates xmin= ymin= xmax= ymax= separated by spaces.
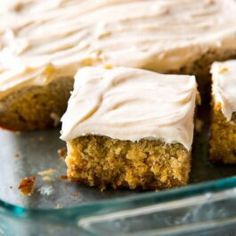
xmin=60 ymin=66 xmax=197 ymax=190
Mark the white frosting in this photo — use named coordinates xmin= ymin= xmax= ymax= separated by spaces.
xmin=0 ymin=0 xmax=236 ymax=98
xmin=211 ymin=60 xmax=236 ymax=121
xmin=60 ymin=67 xmax=197 ymax=151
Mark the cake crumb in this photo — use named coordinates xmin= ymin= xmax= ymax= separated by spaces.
xmin=38 ymin=168 xmax=57 ymax=182
xmin=41 ymin=176 xmax=54 ymax=182
xmin=61 ymin=175 xmax=79 ymax=183
xmin=57 ymin=147 xmax=67 ymax=159
xmin=60 ymin=175 xmax=68 ymax=181
xmin=18 ymin=176 xmax=36 ymax=196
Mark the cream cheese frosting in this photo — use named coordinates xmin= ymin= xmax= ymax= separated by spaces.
xmin=0 ymin=0 xmax=236 ymax=98
xmin=60 ymin=66 xmax=197 ymax=151
xmin=211 ymin=60 xmax=236 ymax=121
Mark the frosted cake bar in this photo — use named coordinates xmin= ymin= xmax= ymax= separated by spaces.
xmin=60 ymin=66 xmax=197 ymax=190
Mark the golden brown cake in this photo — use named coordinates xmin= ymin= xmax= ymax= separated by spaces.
xmin=60 ymin=66 xmax=197 ymax=190
xmin=0 ymin=0 xmax=236 ymax=130
xmin=0 ymin=74 xmax=73 ymax=131
xmin=210 ymin=60 xmax=236 ymax=163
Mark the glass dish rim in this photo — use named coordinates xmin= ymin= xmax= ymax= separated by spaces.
xmin=1 ymin=176 xmax=236 ymax=219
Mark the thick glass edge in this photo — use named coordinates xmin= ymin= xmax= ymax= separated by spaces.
xmin=1 ymin=176 xmax=236 ymax=221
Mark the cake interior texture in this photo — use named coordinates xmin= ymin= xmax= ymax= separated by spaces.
xmin=0 ymin=77 xmax=73 ymax=131
xmin=66 ymin=135 xmax=190 ymax=190
xmin=210 ymin=108 xmax=236 ymax=164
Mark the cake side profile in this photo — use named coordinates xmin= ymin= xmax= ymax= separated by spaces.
xmin=67 ymin=136 xmax=190 ymax=190
xmin=210 ymin=61 xmax=236 ymax=163
xmin=0 ymin=76 xmax=73 ymax=131
xmin=0 ymin=0 xmax=236 ymax=130
xmin=60 ymin=66 xmax=197 ymax=190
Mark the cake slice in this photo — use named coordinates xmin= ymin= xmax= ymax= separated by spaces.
xmin=210 ymin=60 xmax=236 ymax=163
xmin=60 ymin=66 xmax=197 ymax=190
xmin=0 ymin=0 xmax=236 ymax=131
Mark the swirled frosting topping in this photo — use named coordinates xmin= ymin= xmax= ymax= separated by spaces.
xmin=211 ymin=60 xmax=236 ymax=121
xmin=60 ymin=67 xmax=197 ymax=151
xmin=0 ymin=0 xmax=236 ymax=98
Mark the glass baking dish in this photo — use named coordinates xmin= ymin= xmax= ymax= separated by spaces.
xmin=1 ymin=118 xmax=236 ymax=235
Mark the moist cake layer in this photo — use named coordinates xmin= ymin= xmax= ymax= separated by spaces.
xmin=66 ymin=136 xmax=190 ymax=190
xmin=1 ymin=0 xmax=236 ymax=99
xmin=61 ymin=66 xmax=197 ymax=150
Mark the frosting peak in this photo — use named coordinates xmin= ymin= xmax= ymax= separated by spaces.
xmin=61 ymin=67 xmax=197 ymax=150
